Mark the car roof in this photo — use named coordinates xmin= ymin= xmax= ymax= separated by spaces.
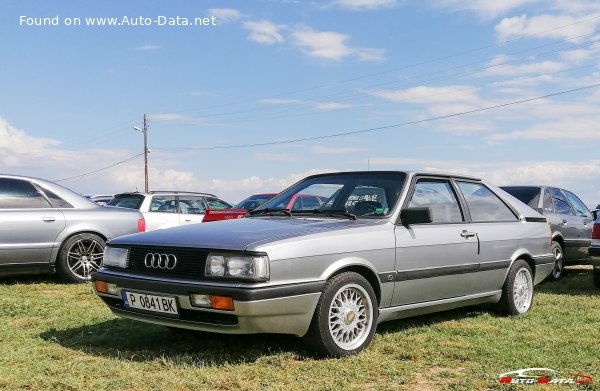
xmin=304 ymin=170 xmax=482 ymax=181
xmin=113 ymin=191 xmax=218 ymax=197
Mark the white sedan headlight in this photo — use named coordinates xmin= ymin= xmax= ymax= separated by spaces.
xmin=206 ymin=253 xmax=269 ymax=281
xmin=102 ymin=247 xmax=129 ymax=268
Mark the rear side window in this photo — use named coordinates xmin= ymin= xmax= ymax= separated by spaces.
xmin=39 ymin=187 xmax=73 ymax=208
xmin=206 ymin=197 xmax=232 ymax=209
xmin=407 ymin=180 xmax=463 ymax=223
xmin=0 ymin=178 xmax=51 ymax=209
xmin=457 ymin=182 xmax=517 ymax=222
xmin=106 ymin=194 xmax=144 ymax=210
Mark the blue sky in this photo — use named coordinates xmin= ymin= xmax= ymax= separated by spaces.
xmin=1 ymin=0 xmax=600 ymax=206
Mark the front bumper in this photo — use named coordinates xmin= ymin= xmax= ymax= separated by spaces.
xmin=92 ymin=269 xmax=324 ymax=337
xmin=589 ymin=247 xmax=600 ymax=270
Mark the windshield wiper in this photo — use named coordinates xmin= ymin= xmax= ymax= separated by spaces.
xmin=310 ymin=209 xmax=357 ymax=220
xmin=248 ymin=208 xmax=293 ymax=217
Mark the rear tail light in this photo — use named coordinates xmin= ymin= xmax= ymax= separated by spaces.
xmin=592 ymin=223 xmax=600 ymax=239
xmin=138 ymin=218 xmax=146 ymax=232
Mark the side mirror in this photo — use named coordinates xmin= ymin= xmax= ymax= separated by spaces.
xmin=400 ymin=207 xmax=433 ymax=225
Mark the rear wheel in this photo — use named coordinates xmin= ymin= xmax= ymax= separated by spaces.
xmin=549 ymin=241 xmax=564 ymax=281
xmin=495 ymin=259 xmax=534 ymax=316
xmin=56 ymin=233 xmax=105 ymax=283
xmin=303 ymin=272 xmax=377 ymax=357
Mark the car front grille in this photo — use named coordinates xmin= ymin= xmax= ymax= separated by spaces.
xmin=124 ymin=245 xmax=209 ymax=279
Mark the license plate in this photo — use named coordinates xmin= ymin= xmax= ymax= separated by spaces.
xmin=122 ymin=291 xmax=179 ymax=316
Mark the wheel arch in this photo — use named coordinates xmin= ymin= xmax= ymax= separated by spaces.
xmin=50 ymin=230 xmax=108 ymax=265
xmin=323 ymin=264 xmax=382 ymax=307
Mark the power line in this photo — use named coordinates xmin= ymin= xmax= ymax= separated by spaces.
xmin=153 ymin=82 xmax=600 ymax=151
xmin=54 ymin=153 xmax=143 ymax=182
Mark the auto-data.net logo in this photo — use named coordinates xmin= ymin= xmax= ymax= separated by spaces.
xmin=499 ymin=368 xmax=592 ymax=385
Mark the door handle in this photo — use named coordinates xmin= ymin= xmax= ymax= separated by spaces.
xmin=562 ymin=219 xmax=568 ymax=225
xmin=184 ymin=219 xmax=192 ymax=222
xmin=460 ymin=230 xmax=476 ymax=238
xmin=42 ymin=217 xmax=56 ymax=223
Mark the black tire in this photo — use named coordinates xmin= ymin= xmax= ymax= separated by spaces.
xmin=495 ymin=259 xmax=534 ymax=316
xmin=548 ymin=241 xmax=564 ymax=281
xmin=594 ymin=268 xmax=600 ymax=289
xmin=303 ymin=272 xmax=378 ymax=357
xmin=56 ymin=233 xmax=106 ymax=283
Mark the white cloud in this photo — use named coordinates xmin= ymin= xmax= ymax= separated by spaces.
xmin=482 ymin=55 xmax=567 ymax=76
xmin=291 ymin=27 xmax=385 ymax=61
xmin=330 ymin=0 xmax=397 ymax=10
xmin=208 ymin=8 xmax=243 ymax=23
xmin=491 ymin=75 xmax=555 ymax=87
xmin=495 ymin=14 xmax=599 ymax=42
xmin=316 ymin=102 xmax=356 ymax=111
xmin=368 ymin=85 xmax=481 ymax=104
xmin=488 ymin=116 xmax=600 ymax=141
xmin=135 ymin=44 xmax=160 ymax=51
xmin=434 ymin=0 xmax=539 ymax=18
xmin=243 ymin=20 xmax=285 ymax=44
xmin=292 ymin=29 xmax=353 ymax=60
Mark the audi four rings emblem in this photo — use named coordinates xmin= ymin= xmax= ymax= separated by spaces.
xmin=144 ymin=253 xmax=177 ymax=270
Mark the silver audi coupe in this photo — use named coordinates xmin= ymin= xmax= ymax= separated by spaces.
xmin=93 ymin=171 xmax=554 ymax=357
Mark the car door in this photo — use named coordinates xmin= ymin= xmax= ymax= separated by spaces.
xmin=547 ymin=187 xmax=581 ymax=260
xmin=0 ymin=178 xmax=66 ymax=266
xmin=392 ymin=177 xmax=478 ymax=306
xmin=145 ymin=195 xmax=180 ymax=230
xmin=563 ymin=189 xmax=594 ymax=259
xmin=177 ymin=195 xmax=206 ymax=225
xmin=454 ymin=180 xmax=523 ymax=293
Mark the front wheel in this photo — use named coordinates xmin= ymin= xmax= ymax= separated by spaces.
xmin=495 ymin=259 xmax=534 ymax=316
xmin=56 ymin=233 xmax=106 ymax=283
xmin=303 ymin=272 xmax=378 ymax=357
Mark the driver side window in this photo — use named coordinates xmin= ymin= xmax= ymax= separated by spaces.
xmin=407 ymin=180 xmax=463 ymax=223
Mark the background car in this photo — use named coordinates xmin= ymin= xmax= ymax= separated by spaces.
xmin=501 ymin=185 xmax=593 ymax=280
xmin=233 ymin=193 xmax=276 ymax=211
xmin=84 ymin=194 xmax=114 ymax=206
xmin=589 ymin=217 xmax=600 ymax=288
xmin=94 ymin=171 xmax=553 ymax=357
xmin=106 ymin=191 xmax=239 ymax=230
xmin=0 ymin=174 xmax=145 ymax=282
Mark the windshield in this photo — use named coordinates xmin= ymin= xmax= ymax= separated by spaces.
xmin=256 ymin=172 xmax=406 ymax=218
xmin=106 ymin=194 xmax=144 ymax=210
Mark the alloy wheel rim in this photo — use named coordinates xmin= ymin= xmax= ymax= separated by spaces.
xmin=67 ymin=238 xmax=104 ymax=279
xmin=328 ymin=284 xmax=372 ymax=351
xmin=552 ymin=246 xmax=563 ymax=278
xmin=513 ymin=269 xmax=533 ymax=313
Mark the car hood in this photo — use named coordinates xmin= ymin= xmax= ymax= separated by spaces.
xmin=109 ymin=216 xmax=383 ymax=251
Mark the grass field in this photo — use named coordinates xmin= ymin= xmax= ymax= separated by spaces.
xmin=1 ymin=266 xmax=599 ymax=391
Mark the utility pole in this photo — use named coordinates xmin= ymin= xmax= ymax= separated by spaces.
xmin=133 ymin=114 xmax=149 ymax=192
xmin=143 ymin=114 xmax=149 ymax=192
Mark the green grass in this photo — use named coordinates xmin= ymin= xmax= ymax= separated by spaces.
xmin=1 ymin=266 xmax=599 ymax=391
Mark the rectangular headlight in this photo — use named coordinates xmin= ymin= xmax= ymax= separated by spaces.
xmin=205 ymin=253 xmax=269 ymax=281
xmin=102 ymin=247 xmax=129 ymax=268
